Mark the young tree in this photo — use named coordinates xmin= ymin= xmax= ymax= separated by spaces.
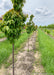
xmin=26 ymin=15 xmax=34 ymax=34
xmin=0 ymin=0 xmax=27 ymax=75
xmin=31 ymin=21 xmax=36 ymax=31
xmin=35 ymin=25 xmax=38 ymax=30
xmin=26 ymin=14 xmax=35 ymax=51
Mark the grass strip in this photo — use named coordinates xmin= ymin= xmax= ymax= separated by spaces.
xmin=38 ymin=29 xmax=54 ymax=75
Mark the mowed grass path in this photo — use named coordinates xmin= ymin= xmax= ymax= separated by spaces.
xmin=0 ymin=32 xmax=30 ymax=66
xmin=38 ymin=29 xmax=54 ymax=75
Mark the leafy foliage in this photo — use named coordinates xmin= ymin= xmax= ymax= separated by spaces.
xmin=11 ymin=0 xmax=26 ymax=11
xmin=46 ymin=30 xmax=50 ymax=34
xmin=29 ymin=15 xmax=34 ymax=21
xmin=44 ymin=29 xmax=47 ymax=32
xmin=0 ymin=0 xmax=27 ymax=43
xmin=26 ymin=14 xmax=36 ymax=34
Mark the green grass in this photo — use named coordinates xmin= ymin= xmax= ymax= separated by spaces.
xmin=50 ymin=29 xmax=54 ymax=36
xmin=0 ymin=32 xmax=5 ymax=38
xmin=43 ymin=28 xmax=54 ymax=37
xmin=0 ymin=32 xmax=31 ymax=66
xmin=38 ymin=29 xmax=54 ymax=75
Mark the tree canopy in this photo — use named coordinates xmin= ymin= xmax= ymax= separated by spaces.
xmin=26 ymin=14 xmax=36 ymax=34
xmin=0 ymin=0 xmax=28 ymax=43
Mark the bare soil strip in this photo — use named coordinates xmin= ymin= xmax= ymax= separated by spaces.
xmin=0 ymin=37 xmax=6 ymax=42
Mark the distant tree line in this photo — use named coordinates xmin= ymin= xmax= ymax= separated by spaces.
xmin=39 ymin=24 xmax=54 ymax=29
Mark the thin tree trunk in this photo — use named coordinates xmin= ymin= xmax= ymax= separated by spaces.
xmin=28 ymin=37 xmax=29 ymax=52
xmin=12 ymin=43 xmax=14 ymax=75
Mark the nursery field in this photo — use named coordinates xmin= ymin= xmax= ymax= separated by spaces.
xmin=38 ymin=29 xmax=54 ymax=75
xmin=1 ymin=0 xmax=54 ymax=75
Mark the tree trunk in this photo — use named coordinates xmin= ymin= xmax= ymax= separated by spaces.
xmin=12 ymin=43 xmax=14 ymax=75
xmin=28 ymin=36 xmax=29 ymax=52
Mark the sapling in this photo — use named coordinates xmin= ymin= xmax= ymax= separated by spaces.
xmin=26 ymin=15 xmax=35 ymax=51
xmin=0 ymin=0 xmax=28 ymax=75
